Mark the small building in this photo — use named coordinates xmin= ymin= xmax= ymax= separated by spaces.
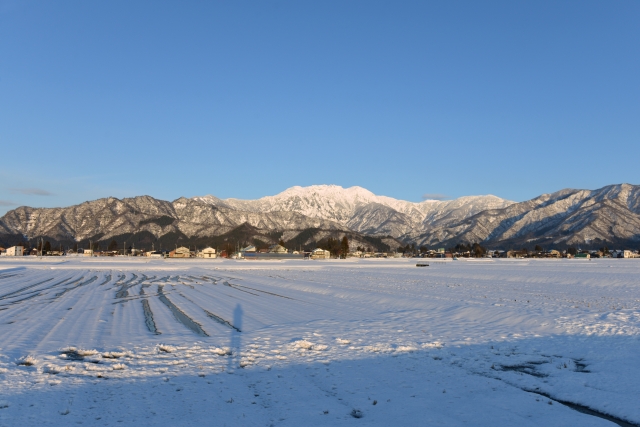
xmin=268 ymin=244 xmax=288 ymax=254
xmin=311 ymin=248 xmax=331 ymax=259
xmin=198 ymin=247 xmax=217 ymax=259
xmin=83 ymin=249 xmax=94 ymax=257
xmin=146 ymin=251 xmax=164 ymax=259
xmin=5 ymin=246 xmax=24 ymax=256
xmin=575 ymin=253 xmax=590 ymax=259
xmin=242 ymin=245 xmax=257 ymax=253
xmin=547 ymin=250 xmax=561 ymax=258
xmin=169 ymin=247 xmax=191 ymax=258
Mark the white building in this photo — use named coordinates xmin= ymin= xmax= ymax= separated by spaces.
xmin=145 ymin=251 xmax=164 ymax=258
xmin=311 ymin=248 xmax=330 ymax=259
xmin=170 ymin=247 xmax=191 ymax=258
xmin=5 ymin=246 xmax=23 ymax=257
xmin=198 ymin=247 xmax=217 ymax=259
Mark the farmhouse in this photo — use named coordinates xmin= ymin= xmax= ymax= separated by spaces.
xmin=4 ymin=246 xmax=23 ymax=256
xmin=198 ymin=247 xmax=217 ymax=259
xmin=170 ymin=247 xmax=191 ymax=258
xmin=268 ymin=244 xmax=288 ymax=254
xmin=311 ymin=248 xmax=331 ymax=259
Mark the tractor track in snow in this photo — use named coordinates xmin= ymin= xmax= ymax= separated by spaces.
xmin=0 ymin=277 xmax=55 ymax=301
xmin=53 ymin=276 xmax=99 ymax=299
xmin=0 ymin=276 xmax=84 ymax=307
xmin=157 ymin=285 xmax=208 ymax=336
xmin=115 ymin=274 xmax=148 ymax=299
xmin=141 ymin=299 xmax=160 ymax=335
xmin=203 ymin=309 xmax=241 ymax=332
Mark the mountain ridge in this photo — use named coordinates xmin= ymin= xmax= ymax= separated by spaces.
xmin=1 ymin=184 xmax=639 ymax=250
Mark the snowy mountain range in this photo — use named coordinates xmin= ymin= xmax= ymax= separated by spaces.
xmin=1 ymin=184 xmax=639 ymax=250
xmin=414 ymin=183 xmax=640 ymax=248
xmin=193 ymin=185 xmax=512 ymax=239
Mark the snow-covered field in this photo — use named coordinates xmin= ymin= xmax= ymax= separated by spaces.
xmin=0 ymin=257 xmax=638 ymax=426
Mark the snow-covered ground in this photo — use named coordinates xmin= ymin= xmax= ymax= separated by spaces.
xmin=0 ymin=257 xmax=638 ymax=426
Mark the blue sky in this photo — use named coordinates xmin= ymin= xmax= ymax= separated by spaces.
xmin=1 ymin=1 xmax=639 ymax=214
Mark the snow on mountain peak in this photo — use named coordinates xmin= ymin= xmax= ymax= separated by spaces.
xmin=191 ymin=185 xmax=514 ymax=235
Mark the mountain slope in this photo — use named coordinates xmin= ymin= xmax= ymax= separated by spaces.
xmin=0 ymin=196 xmax=349 ymax=245
xmin=194 ymin=185 xmax=513 ymax=238
xmin=414 ymin=184 xmax=640 ymax=248
xmin=2 ymin=184 xmax=638 ymax=251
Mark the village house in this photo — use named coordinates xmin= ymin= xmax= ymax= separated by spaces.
xmin=198 ymin=247 xmax=217 ymax=259
xmin=546 ymin=249 xmax=561 ymax=258
xmin=5 ymin=246 xmax=24 ymax=257
xmin=169 ymin=247 xmax=191 ymax=258
xmin=310 ymin=248 xmax=330 ymax=259
xmin=268 ymin=244 xmax=288 ymax=254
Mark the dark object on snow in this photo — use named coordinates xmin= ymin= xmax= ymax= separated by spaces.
xmin=350 ymin=409 xmax=363 ymax=418
xmin=416 ymin=263 xmax=429 ymax=267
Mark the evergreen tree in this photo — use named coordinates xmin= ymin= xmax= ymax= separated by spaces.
xmin=341 ymin=236 xmax=349 ymax=258
xmin=43 ymin=241 xmax=51 ymax=253
xmin=108 ymin=240 xmax=119 ymax=251
xmin=471 ymin=242 xmax=486 ymax=257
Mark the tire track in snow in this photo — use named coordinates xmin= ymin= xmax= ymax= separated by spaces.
xmin=203 ymin=309 xmax=241 ymax=332
xmin=176 ymin=290 xmax=242 ymax=333
xmin=157 ymin=285 xmax=208 ymax=336
xmin=223 ymin=281 xmax=260 ymax=296
xmin=141 ymin=299 xmax=160 ymax=335
xmin=115 ymin=274 xmax=139 ymax=299
xmin=0 ymin=276 xmax=82 ymax=308
xmin=0 ymin=278 xmax=54 ymax=301
xmin=53 ymin=276 xmax=99 ymax=299
xmin=232 ymin=283 xmax=296 ymax=300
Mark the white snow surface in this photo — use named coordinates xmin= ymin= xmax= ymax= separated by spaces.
xmin=0 ymin=257 xmax=639 ymax=426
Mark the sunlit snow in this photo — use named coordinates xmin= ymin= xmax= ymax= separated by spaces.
xmin=0 ymin=257 xmax=638 ymax=426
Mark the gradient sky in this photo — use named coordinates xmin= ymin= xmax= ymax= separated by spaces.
xmin=1 ymin=1 xmax=639 ymax=214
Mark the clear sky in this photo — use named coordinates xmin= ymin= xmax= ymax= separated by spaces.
xmin=1 ymin=0 xmax=639 ymax=214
